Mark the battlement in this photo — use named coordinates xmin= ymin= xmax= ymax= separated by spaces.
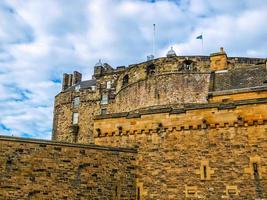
xmin=93 ymin=97 xmax=267 ymax=138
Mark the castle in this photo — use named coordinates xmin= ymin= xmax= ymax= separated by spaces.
xmin=0 ymin=47 xmax=266 ymax=199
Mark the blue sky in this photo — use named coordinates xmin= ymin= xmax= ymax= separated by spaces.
xmin=0 ymin=0 xmax=267 ymax=139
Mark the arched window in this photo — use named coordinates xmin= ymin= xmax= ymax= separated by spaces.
xmin=122 ymin=74 xmax=129 ymax=86
xmin=183 ymin=60 xmax=194 ymax=70
xmin=146 ymin=64 xmax=156 ymax=75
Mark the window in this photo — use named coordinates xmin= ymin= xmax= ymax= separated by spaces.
xmin=182 ymin=60 xmax=194 ymax=70
xmin=101 ymin=108 xmax=107 ymax=115
xmin=106 ymin=81 xmax=111 ymax=89
xmin=253 ymin=163 xmax=259 ymax=176
xmin=146 ymin=64 xmax=156 ymax=75
xmin=75 ymin=84 xmax=80 ymax=92
xmin=203 ymin=165 xmax=207 ymax=179
xmin=91 ymin=86 xmax=96 ymax=91
xmin=73 ymin=97 xmax=80 ymax=108
xmin=101 ymin=94 xmax=108 ymax=104
xmin=122 ymin=74 xmax=129 ymax=86
xmin=137 ymin=187 xmax=140 ymax=200
xmin=72 ymin=113 xmax=79 ymax=124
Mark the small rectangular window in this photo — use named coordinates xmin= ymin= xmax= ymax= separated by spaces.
xmin=75 ymin=84 xmax=80 ymax=92
xmin=72 ymin=113 xmax=79 ymax=124
xmin=73 ymin=97 xmax=80 ymax=108
xmin=106 ymin=81 xmax=111 ymax=89
xmin=101 ymin=108 xmax=107 ymax=115
xmin=101 ymin=94 xmax=108 ymax=104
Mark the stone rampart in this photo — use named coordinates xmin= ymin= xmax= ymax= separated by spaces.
xmin=0 ymin=136 xmax=136 ymax=200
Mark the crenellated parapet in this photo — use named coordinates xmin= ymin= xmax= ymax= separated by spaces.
xmin=94 ymin=98 xmax=267 ymax=139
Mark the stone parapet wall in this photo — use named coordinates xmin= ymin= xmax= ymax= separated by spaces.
xmin=0 ymin=136 xmax=136 ymax=200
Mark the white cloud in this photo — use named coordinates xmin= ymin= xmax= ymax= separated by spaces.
xmin=0 ymin=0 xmax=266 ymax=139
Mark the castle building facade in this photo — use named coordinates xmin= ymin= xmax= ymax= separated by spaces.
xmin=0 ymin=47 xmax=266 ymax=199
xmin=50 ymin=47 xmax=267 ymax=199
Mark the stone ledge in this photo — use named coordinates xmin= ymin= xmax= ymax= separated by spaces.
xmin=94 ymin=98 xmax=267 ymax=120
xmin=209 ymin=85 xmax=267 ymax=96
xmin=95 ymin=120 xmax=267 ymax=138
xmin=0 ymin=135 xmax=137 ymax=153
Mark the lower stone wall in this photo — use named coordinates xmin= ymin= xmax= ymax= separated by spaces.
xmin=0 ymin=136 xmax=136 ymax=200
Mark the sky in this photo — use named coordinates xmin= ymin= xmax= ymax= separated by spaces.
xmin=0 ymin=0 xmax=267 ymax=140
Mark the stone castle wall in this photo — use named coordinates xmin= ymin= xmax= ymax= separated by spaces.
xmin=52 ymin=48 xmax=266 ymax=145
xmin=112 ymin=72 xmax=210 ymax=113
xmin=53 ymin=89 xmax=100 ymax=144
xmin=94 ymin=100 xmax=267 ymax=199
xmin=0 ymin=136 xmax=136 ymax=200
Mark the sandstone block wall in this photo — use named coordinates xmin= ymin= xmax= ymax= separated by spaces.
xmin=53 ymin=89 xmax=100 ymax=144
xmin=112 ymin=73 xmax=210 ymax=113
xmin=0 ymin=136 xmax=136 ymax=200
xmin=94 ymin=101 xmax=267 ymax=199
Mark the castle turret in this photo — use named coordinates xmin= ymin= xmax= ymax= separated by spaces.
xmin=93 ymin=60 xmax=104 ymax=78
xmin=166 ymin=46 xmax=176 ymax=57
xmin=210 ymin=47 xmax=227 ymax=71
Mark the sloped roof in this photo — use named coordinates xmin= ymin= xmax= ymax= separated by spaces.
xmin=64 ymin=79 xmax=97 ymax=92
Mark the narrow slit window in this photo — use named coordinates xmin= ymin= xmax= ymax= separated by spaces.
xmin=115 ymin=186 xmax=118 ymax=197
xmin=253 ymin=163 xmax=259 ymax=176
xmin=137 ymin=187 xmax=140 ymax=200
xmin=203 ymin=165 xmax=207 ymax=179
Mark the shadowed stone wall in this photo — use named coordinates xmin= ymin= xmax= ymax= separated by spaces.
xmin=0 ymin=136 xmax=136 ymax=200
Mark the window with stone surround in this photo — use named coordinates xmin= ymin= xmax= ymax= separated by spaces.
xmin=101 ymin=94 xmax=108 ymax=105
xmin=122 ymin=74 xmax=129 ymax=86
xmin=72 ymin=97 xmax=80 ymax=108
xmin=101 ymin=108 xmax=107 ymax=115
xmin=146 ymin=64 xmax=156 ymax=75
xmin=75 ymin=84 xmax=80 ymax=92
xmin=181 ymin=59 xmax=194 ymax=70
xmin=72 ymin=112 xmax=79 ymax=124
xmin=106 ymin=80 xmax=111 ymax=89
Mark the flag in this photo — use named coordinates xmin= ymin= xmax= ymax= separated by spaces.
xmin=196 ymin=34 xmax=203 ymax=40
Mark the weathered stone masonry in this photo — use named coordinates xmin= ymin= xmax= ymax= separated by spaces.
xmin=94 ymin=100 xmax=267 ymax=199
xmin=1 ymin=47 xmax=266 ymax=199
xmin=0 ymin=136 xmax=136 ymax=200
xmin=50 ymin=47 xmax=267 ymax=199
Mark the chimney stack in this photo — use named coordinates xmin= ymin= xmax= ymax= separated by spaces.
xmin=73 ymin=71 xmax=82 ymax=85
xmin=62 ymin=71 xmax=82 ymax=91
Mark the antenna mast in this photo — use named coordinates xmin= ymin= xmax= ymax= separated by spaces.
xmin=153 ymin=24 xmax=156 ymax=57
